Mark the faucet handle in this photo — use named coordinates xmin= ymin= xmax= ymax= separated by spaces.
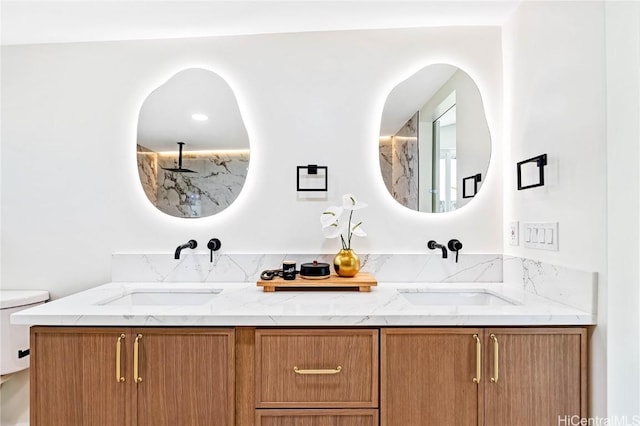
xmin=207 ymin=238 xmax=221 ymax=251
xmin=447 ymin=239 xmax=463 ymax=263
xmin=447 ymin=239 xmax=462 ymax=252
xmin=207 ymin=238 xmax=221 ymax=263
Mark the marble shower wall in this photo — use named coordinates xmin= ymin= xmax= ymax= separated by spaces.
xmin=137 ymin=147 xmax=158 ymax=205
xmin=379 ymin=113 xmax=418 ymax=209
xmin=137 ymin=145 xmax=249 ymax=218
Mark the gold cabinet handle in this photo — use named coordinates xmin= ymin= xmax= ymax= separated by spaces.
xmin=115 ymin=334 xmax=126 ymax=383
xmin=293 ymin=366 xmax=342 ymax=375
xmin=472 ymin=334 xmax=481 ymax=383
xmin=490 ymin=334 xmax=499 ymax=383
xmin=133 ymin=334 xmax=143 ymax=384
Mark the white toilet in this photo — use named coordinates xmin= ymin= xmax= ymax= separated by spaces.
xmin=1 ymin=290 xmax=49 ymax=377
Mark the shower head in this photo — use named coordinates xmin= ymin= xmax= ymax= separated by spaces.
xmin=161 ymin=142 xmax=196 ymax=173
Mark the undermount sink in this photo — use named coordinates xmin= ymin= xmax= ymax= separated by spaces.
xmin=99 ymin=289 xmax=222 ymax=306
xmin=399 ymin=289 xmax=517 ymax=306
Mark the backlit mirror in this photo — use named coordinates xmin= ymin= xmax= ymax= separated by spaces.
xmin=379 ymin=64 xmax=491 ymax=213
xmin=137 ymin=68 xmax=249 ymax=218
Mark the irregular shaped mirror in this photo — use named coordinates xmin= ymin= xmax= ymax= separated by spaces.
xmin=137 ymin=68 xmax=249 ymax=218
xmin=379 ymin=64 xmax=491 ymax=213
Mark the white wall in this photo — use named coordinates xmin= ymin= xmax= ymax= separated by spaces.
xmin=605 ymin=0 xmax=640 ymax=417
xmin=0 ymin=27 xmax=503 ymax=424
xmin=1 ymin=28 xmax=503 ymax=298
xmin=502 ymin=0 xmax=609 ymax=417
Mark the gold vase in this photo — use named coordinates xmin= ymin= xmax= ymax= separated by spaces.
xmin=333 ymin=249 xmax=360 ymax=277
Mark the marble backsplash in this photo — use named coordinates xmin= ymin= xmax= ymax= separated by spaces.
xmin=112 ymin=253 xmax=597 ymax=314
xmin=503 ymin=255 xmax=597 ymax=313
xmin=112 ymin=253 xmax=503 ymax=283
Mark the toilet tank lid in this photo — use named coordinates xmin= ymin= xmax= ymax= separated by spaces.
xmin=0 ymin=290 xmax=49 ymax=309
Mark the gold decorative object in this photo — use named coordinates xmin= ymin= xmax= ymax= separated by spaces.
xmin=333 ymin=248 xmax=361 ymax=277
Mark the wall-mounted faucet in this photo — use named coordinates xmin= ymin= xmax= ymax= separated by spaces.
xmin=447 ymin=239 xmax=463 ymax=263
xmin=427 ymin=240 xmax=448 ymax=259
xmin=174 ymin=239 xmax=197 ymax=259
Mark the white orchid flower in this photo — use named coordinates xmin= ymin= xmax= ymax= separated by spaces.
xmin=350 ymin=221 xmax=367 ymax=237
xmin=320 ymin=206 xmax=344 ymax=227
xmin=322 ymin=221 xmax=347 ymax=238
xmin=342 ymin=193 xmax=368 ymax=210
xmin=320 ymin=194 xmax=367 ymax=249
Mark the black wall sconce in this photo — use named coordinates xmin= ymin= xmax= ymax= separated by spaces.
xmin=296 ymin=165 xmax=328 ymax=191
xmin=462 ymin=173 xmax=482 ymax=199
xmin=517 ymin=154 xmax=547 ymax=190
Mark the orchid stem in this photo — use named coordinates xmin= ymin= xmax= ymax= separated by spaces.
xmin=347 ymin=210 xmax=353 ymax=249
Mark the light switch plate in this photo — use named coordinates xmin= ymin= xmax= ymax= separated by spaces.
xmin=523 ymin=222 xmax=558 ymax=251
xmin=509 ymin=221 xmax=519 ymax=246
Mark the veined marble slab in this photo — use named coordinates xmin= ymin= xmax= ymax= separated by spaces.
xmin=503 ymin=255 xmax=597 ymax=314
xmin=11 ymin=281 xmax=594 ymax=327
xmin=112 ymin=253 xmax=503 ymax=283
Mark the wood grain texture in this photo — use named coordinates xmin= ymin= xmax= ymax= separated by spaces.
xmin=30 ymin=326 xmax=133 ymax=426
xmin=255 ymin=329 xmax=378 ymax=408
xmin=257 ymin=273 xmax=377 ymax=292
xmin=256 ymin=409 xmax=378 ymax=426
xmin=380 ymin=328 xmax=482 ymax=426
xmin=236 ymin=327 xmax=256 ymax=426
xmin=483 ymin=327 xmax=587 ymax=426
xmin=134 ymin=327 xmax=235 ymax=426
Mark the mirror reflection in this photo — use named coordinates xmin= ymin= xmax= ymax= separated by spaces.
xmin=137 ymin=68 xmax=249 ymax=218
xmin=379 ymin=64 xmax=491 ymax=213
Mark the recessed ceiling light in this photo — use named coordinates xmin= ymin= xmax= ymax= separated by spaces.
xmin=191 ymin=113 xmax=209 ymax=121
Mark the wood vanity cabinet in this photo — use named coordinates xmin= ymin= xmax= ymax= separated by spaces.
xmin=380 ymin=327 xmax=588 ymax=426
xmin=30 ymin=327 xmax=235 ymax=426
xmin=31 ymin=325 xmax=587 ymax=426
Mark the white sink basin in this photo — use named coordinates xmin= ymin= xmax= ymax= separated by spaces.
xmin=399 ymin=289 xmax=517 ymax=306
xmin=99 ymin=289 xmax=222 ymax=306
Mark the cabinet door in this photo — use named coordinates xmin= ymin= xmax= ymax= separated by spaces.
xmin=134 ymin=328 xmax=234 ymax=426
xmin=381 ymin=328 xmax=482 ymax=426
xmin=256 ymin=409 xmax=378 ymax=426
xmin=483 ymin=328 xmax=587 ymax=426
xmin=30 ymin=327 xmax=133 ymax=426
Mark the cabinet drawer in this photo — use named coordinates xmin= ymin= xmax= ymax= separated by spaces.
xmin=255 ymin=329 xmax=378 ymax=408
xmin=256 ymin=409 xmax=379 ymax=426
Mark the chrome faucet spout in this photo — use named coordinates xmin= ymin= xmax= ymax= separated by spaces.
xmin=427 ymin=240 xmax=448 ymax=259
xmin=174 ymin=239 xmax=197 ymax=259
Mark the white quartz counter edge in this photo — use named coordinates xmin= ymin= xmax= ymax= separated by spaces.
xmin=11 ymin=282 xmax=596 ymax=327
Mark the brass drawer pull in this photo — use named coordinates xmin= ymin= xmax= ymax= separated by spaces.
xmin=115 ymin=334 xmax=125 ymax=383
xmin=472 ymin=334 xmax=481 ymax=383
xmin=293 ymin=366 xmax=343 ymax=375
xmin=133 ymin=334 xmax=143 ymax=383
xmin=490 ymin=334 xmax=499 ymax=383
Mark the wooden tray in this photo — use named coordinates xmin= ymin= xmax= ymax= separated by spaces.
xmin=257 ymin=272 xmax=377 ymax=292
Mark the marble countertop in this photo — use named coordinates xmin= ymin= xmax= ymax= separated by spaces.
xmin=11 ymin=281 xmax=595 ymax=326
